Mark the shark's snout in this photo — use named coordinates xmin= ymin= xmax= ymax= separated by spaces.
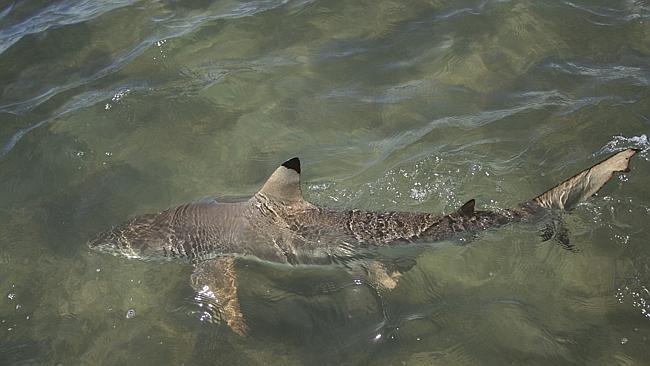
xmin=87 ymin=231 xmax=109 ymax=248
xmin=88 ymin=218 xmax=174 ymax=260
xmin=87 ymin=229 xmax=128 ymax=256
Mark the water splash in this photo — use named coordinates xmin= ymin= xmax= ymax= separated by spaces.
xmin=616 ymin=276 xmax=650 ymax=320
xmin=600 ymin=134 xmax=650 ymax=160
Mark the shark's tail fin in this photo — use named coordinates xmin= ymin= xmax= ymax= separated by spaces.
xmin=532 ymin=148 xmax=638 ymax=211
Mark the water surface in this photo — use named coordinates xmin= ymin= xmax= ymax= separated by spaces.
xmin=1 ymin=0 xmax=650 ymax=365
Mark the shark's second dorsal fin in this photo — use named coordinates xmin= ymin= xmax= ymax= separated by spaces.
xmin=456 ymin=199 xmax=475 ymax=217
xmin=257 ymin=157 xmax=305 ymax=203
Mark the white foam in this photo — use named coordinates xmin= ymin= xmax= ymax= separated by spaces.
xmin=600 ymin=134 xmax=650 ymax=161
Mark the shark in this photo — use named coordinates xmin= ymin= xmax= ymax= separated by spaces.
xmin=89 ymin=148 xmax=638 ymax=334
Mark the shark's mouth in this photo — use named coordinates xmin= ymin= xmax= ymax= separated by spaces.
xmin=88 ymin=230 xmax=143 ymax=259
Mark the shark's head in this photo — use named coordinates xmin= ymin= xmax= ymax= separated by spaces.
xmin=87 ymin=228 xmax=137 ymax=258
xmin=88 ymin=156 xmax=313 ymax=261
xmin=88 ymin=215 xmax=171 ymax=260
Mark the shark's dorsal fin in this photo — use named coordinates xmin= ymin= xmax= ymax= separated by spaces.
xmin=258 ymin=157 xmax=305 ymax=203
xmin=456 ymin=199 xmax=475 ymax=217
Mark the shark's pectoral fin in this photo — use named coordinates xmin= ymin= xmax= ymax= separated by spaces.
xmin=190 ymin=257 xmax=247 ymax=335
xmin=387 ymin=256 xmax=418 ymax=273
xmin=348 ymin=260 xmax=411 ymax=292
xmin=366 ymin=261 xmax=403 ymax=291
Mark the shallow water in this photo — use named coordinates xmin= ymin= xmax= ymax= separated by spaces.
xmin=1 ymin=0 xmax=650 ymax=364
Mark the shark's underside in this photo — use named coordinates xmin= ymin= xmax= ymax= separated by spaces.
xmin=88 ymin=148 xmax=638 ymax=334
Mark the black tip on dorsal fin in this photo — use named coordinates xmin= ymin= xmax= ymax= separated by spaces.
xmin=282 ymin=157 xmax=300 ymax=174
xmin=457 ymin=199 xmax=475 ymax=217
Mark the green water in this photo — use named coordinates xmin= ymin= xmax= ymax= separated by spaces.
xmin=1 ymin=0 xmax=650 ymax=364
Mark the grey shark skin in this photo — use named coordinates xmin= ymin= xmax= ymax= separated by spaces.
xmin=88 ymin=148 xmax=638 ymax=334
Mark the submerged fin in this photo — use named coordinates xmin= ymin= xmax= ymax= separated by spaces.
xmin=539 ymin=218 xmax=575 ymax=251
xmin=190 ymin=257 xmax=247 ymax=335
xmin=455 ymin=199 xmax=476 ymax=217
xmin=258 ymin=157 xmax=305 ymax=203
xmin=533 ymin=149 xmax=637 ymax=210
xmin=348 ymin=261 xmax=404 ymax=291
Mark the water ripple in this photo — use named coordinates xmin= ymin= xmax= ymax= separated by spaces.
xmin=0 ymin=39 xmax=153 ymax=114
xmin=370 ymin=90 xmax=612 ymax=162
xmin=564 ymin=0 xmax=650 ymax=22
xmin=0 ymin=2 xmax=15 ymax=21
xmin=0 ymin=82 xmax=148 ymax=157
xmin=546 ymin=61 xmax=650 ymax=86
xmin=0 ymin=0 xmax=137 ymax=55
xmin=0 ymin=0 xmax=317 ymax=157
xmin=0 ymin=0 xmax=301 ymax=115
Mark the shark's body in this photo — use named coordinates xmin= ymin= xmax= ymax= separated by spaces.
xmin=89 ymin=148 xmax=638 ymax=334
xmin=91 ymin=188 xmax=529 ymax=264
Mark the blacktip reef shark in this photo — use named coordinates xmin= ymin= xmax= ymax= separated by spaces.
xmin=89 ymin=148 xmax=638 ymax=334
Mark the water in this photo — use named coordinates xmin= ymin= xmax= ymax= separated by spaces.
xmin=1 ymin=0 xmax=649 ymax=364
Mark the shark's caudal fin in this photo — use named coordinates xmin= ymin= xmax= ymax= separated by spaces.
xmin=257 ymin=157 xmax=306 ymax=203
xmin=533 ymin=148 xmax=638 ymax=210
